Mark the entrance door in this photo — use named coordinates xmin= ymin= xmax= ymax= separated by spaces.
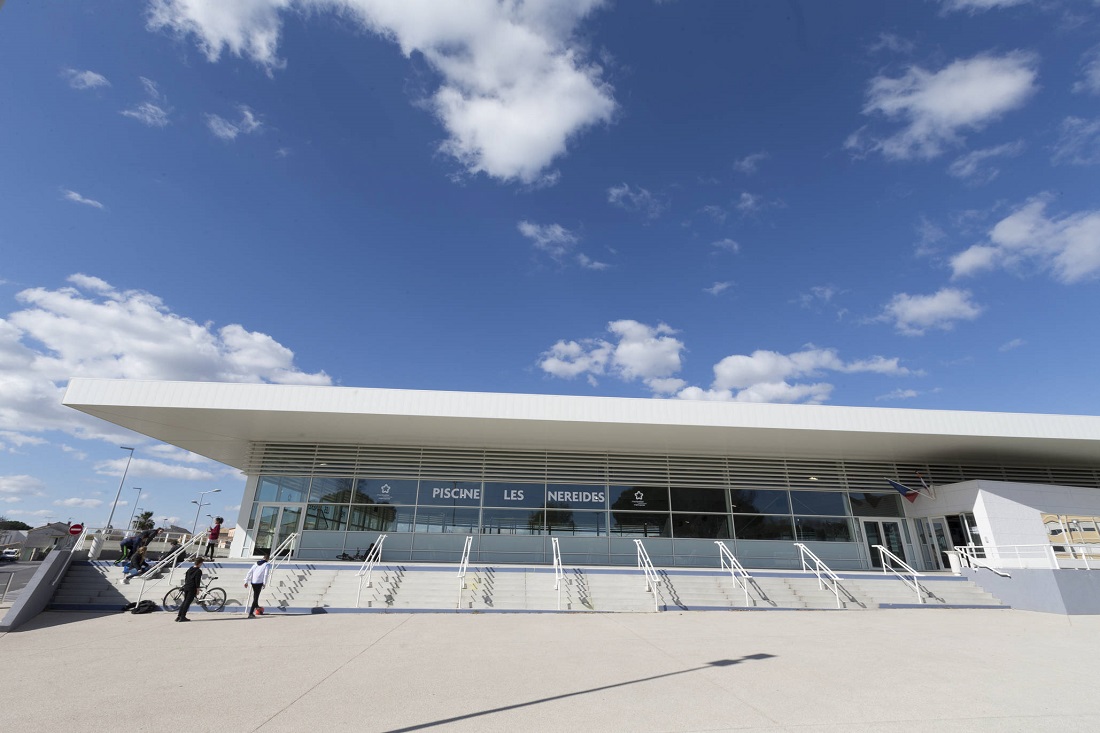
xmin=250 ymin=504 xmax=303 ymax=557
xmin=862 ymin=519 xmax=908 ymax=569
xmin=929 ymin=518 xmax=953 ymax=568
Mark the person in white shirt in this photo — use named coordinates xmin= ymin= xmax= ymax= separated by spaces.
xmin=243 ymin=551 xmax=271 ymax=618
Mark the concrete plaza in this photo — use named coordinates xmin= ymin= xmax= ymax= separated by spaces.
xmin=2 ymin=608 xmax=1098 ymax=732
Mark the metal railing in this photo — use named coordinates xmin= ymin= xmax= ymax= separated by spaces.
xmin=355 ymin=535 xmax=388 ymax=608
xmin=714 ymin=541 xmax=752 ymax=607
xmin=794 ymin=543 xmax=842 ymax=608
xmin=257 ymin=533 xmax=299 ymax=611
xmin=456 ymin=535 xmax=473 ymax=609
xmin=1 ymin=571 xmax=14 ymax=605
xmin=134 ymin=533 xmax=205 ymax=603
xmin=634 ymin=539 xmax=661 ymax=612
xmin=955 ymin=543 xmax=1100 ymax=572
xmin=873 ymin=544 xmax=923 ymax=604
xmin=551 ymin=537 xmax=564 ymax=610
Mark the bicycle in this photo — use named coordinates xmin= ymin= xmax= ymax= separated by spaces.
xmin=162 ymin=574 xmax=227 ymax=613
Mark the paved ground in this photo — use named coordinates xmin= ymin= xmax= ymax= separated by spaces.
xmin=2 ymin=608 xmax=1099 ymax=732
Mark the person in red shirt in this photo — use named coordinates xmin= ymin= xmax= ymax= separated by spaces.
xmin=205 ymin=517 xmax=223 ymax=560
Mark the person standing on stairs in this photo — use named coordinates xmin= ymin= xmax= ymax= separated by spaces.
xmin=244 ymin=551 xmax=271 ymax=618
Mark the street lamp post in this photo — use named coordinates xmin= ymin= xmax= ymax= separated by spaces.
xmin=104 ymin=446 xmax=135 ymax=535
xmin=191 ymin=489 xmax=222 ymax=534
xmin=126 ymin=487 xmax=143 ymax=531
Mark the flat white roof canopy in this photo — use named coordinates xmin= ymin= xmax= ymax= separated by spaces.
xmin=63 ymin=378 xmax=1100 ymax=471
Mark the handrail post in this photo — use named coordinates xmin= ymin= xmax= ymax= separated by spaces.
xmin=456 ymin=535 xmax=472 ymax=610
xmin=355 ymin=535 xmax=388 ymax=608
xmin=551 ymin=537 xmax=563 ymax=611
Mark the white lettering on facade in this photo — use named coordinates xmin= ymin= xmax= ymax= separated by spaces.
xmin=430 ymin=487 xmax=481 ymax=499
xmin=546 ymin=490 xmax=605 ymax=504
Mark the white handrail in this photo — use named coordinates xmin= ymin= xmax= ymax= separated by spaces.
xmin=133 ymin=533 xmax=204 ymax=603
xmin=793 ymin=543 xmax=842 ymax=608
xmin=256 ymin=532 xmax=299 ymax=610
xmin=714 ymin=541 xmax=751 ymax=607
xmin=355 ymin=535 xmax=388 ymax=608
xmin=633 ymin=539 xmax=661 ymax=612
xmin=954 ymin=542 xmax=1100 ymax=573
xmin=456 ymin=535 xmax=473 ymax=609
xmin=551 ymin=537 xmax=564 ymax=611
xmin=873 ymin=544 xmax=923 ymax=604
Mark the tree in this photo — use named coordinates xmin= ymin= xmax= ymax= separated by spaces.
xmin=0 ymin=517 xmax=32 ymax=531
xmin=132 ymin=511 xmax=156 ymax=530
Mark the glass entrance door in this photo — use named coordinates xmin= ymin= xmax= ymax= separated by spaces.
xmin=250 ymin=504 xmax=303 ymax=556
xmin=862 ymin=519 xmax=907 ymax=569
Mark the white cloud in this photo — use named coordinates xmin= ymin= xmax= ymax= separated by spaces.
xmin=517 ymin=220 xmax=578 ymax=261
xmin=875 ymin=389 xmax=920 ymax=401
xmin=147 ymin=0 xmax=615 ymax=184
xmin=0 ymin=475 xmax=47 ymax=500
xmin=54 ymin=497 xmax=104 ymax=509
xmin=121 ymin=77 xmax=171 ymax=127
xmin=711 ymin=238 xmax=740 ymax=253
xmin=704 ymin=281 xmax=732 ymax=296
xmin=1075 ymin=46 xmax=1100 ymax=95
xmin=850 ymin=51 xmax=1038 ymax=160
xmin=94 ymin=456 xmax=218 ymax=482
xmin=947 ymin=140 xmax=1024 ymax=183
xmin=999 ymin=338 xmax=1026 ymax=352
xmin=1052 ymin=116 xmax=1100 ymax=165
xmin=0 ymin=274 xmax=331 ymax=447
xmin=940 ymin=0 xmax=1030 ymax=11
xmin=733 ymin=151 xmax=768 ymax=174
xmin=206 ymin=105 xmax=263 ymax=141
xmin=607 ymin=183 xmax=666 ymax=220
xmin=62 ymin=68 xmax=111 ymax=90
xmin=736 ymin=192 xmax=764 ymax=214
xmin=576 ymin=253 xmax=610 ymax=271
xmin=950 ymin=195 xmax=1100 ymax=283
xmin=879 ymin=288 xmax=983 ymax=335
xmin=61 ymin=189 xmax=106 ymax=210
xmin=869 ymin=33 xmax=915 ymax=55
xmin=539 ymin=322 xmax=913 ymax=404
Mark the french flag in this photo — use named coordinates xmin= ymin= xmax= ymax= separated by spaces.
xmin=886 ymin=479 xmax=921 ymax=503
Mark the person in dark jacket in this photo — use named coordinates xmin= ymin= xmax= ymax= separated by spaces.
xmin=175 ymin=556 xmax=204 ymax=622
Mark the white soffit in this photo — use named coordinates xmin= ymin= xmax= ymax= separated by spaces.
xmin=62 ymin=378 xmax=1100 ymax=470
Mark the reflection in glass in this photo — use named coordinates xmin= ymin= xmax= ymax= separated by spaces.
xmin=348 ymin=504 xmax=404 ymax=532
xmin=609 ymin=511 xmax=670 ymax=537
xmin=412 ymin=506 xmax=480 ymax=533
xmin=794 ymin=516 xmax=853 ymax=542
xmin=308 ymin=477 xmax=355 ymax=503
xmin=480 ymin=508 xmax=544 ymax=534
xmin=729 ymin=489 xmax=790 ymax=514
xmin=547 ymin=510 xmax=607 ymax=536
xmin=733 ymin=514 xmax=793 ymax=540
xmin=671 ymin=513 xmax=730 ymax=538
xmin=670 ymin=487 xmax=726 ymax=513
xmin=354 ymin=478 xmax=418 ymax=505
xmin=305 ymin=504 xmax=349 ymax=531
xmin=790 ymin=491 xmax=847 ymax=516
xmin=848 ymin=492 xmax=902 ymax=517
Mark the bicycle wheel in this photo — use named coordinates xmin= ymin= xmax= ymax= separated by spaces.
xmin=162 ymin=587 xmax=185 ymax=612
xmin=200 ymin=587 xmax=226 ymax=612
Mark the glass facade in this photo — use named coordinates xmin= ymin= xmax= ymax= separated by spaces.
xmin=252 ymin=473 xmax=907 ymax=565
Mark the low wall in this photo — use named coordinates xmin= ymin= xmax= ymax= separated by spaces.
xmin=964 ymin=567 xmax=1100 ymax=614
xmin=0 ymin=550 xmax=74 ymax=631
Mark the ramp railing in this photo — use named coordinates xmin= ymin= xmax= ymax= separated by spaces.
xmin=355 ymin=535 xmax=388 ymax=608
xmin=794 ymin=543 xmax=842 ymax=608
xmin=714 ymin=541 xmax=752 ymax=606
xmin=634 ymin=539 xmax=661 ymax=612
xmin=873 ymin=544 xmax=923 ymax=604
xmin=456 ymin=535 xmax=473 ymax=609
xmin=956 ymin=543 xmax=1099 ymax=572
xmin=551 ymin=537 xmax=564 ymax=610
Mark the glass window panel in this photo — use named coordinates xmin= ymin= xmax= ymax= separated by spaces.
xmin=483 ymin=482 xmax=545 ymax=508
xmin=789 ymin=491 xmax=847 ymax=516
xmin=480 ymin=508 xmax=544 ymax=535
xmin=670 ymin=486 xmax=727 ymax=513
xmin=412 ymin=506 xmax=480 ymax=533
xmin=547 ymin=510 xmax=607 ymax=536
xmin=308 ymin=477 xmax=355 ymax=504
xmin=729 ymin=489 xmax=790 ymax=514
xmin=354 ymin=478 xmax=418 ymax=505
xmin=848 ymin=492 xmax=903 ymax=518
xmin=417 ymin=480 xmax=483 ymax=507
xmin=733 ymin=514 xmax=794 ymax=540
xmin=304 ymin=504 xmax=348 ymax=531
xmin=348 ymin=505 xmax=413 ymax=532
xmin=671 ymin=513 xmax=731 ymax=539
xmin=545 ymin=484 xmax=608 ymax=510
xmin=276 ymin=476 xmax=309 ymax=503
xmin=794 ymin=516 xmax=854 ymax=542
xmin=256 ymin=477 xmax=282 ymax=502
xmin=609 ymin=486 xmax=670 ymax=512
xmin=608 ymin=511 xmax=671 ymax=538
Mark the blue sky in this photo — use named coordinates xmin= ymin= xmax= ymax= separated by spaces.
xmin=1 ymin=0 xmax=1098 ymax=530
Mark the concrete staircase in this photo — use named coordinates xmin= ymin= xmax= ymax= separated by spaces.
xmin=46 ymin=561 xmax=1008 ymax=614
